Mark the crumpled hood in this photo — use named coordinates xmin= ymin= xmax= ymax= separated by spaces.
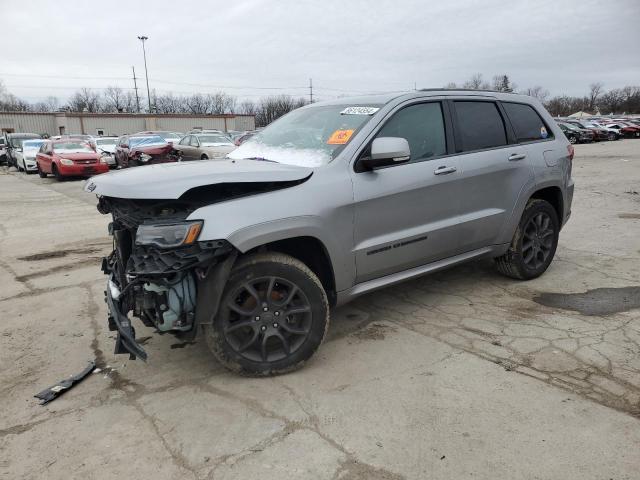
xmin=85 ymin=159 xmax=313 ymax=199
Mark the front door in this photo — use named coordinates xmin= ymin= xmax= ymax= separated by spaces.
xmin=177 ymin=135 xmax=193 ymax=160
xmin=351 ymin=101 xmax=466 ymax=283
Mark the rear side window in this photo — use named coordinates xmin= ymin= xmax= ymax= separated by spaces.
xmin=453 ymin=101 xmax=507 ymax=152
xmin=376 ymin=102 xmax=447 ymax=163
xmin=503 ymin=102 xmax=552 ymax=142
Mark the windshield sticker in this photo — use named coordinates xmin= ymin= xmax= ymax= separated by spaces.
xmin=327 ymin=129 xmax=355 ymax=145
xmin=540 ymin=126 xmax=548 ymax=138
xmin=340 ymin=106 xmax=380 ymax=115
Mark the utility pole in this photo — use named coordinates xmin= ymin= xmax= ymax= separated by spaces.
xmin=309 ymin=78 xmax=313 ymax=104
xmin=132 ymin=66 xmax=141 ymax=113
xmin=137 ymin=35 xmax=152 ymax=112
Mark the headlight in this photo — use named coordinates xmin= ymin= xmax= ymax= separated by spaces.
xmin=59 ymin=158 xmax=74 ymax=165
xmin=135 ymin=221 xmax=203 ymax=248
xmin=139 ymin=153 xmax=152 ymax=162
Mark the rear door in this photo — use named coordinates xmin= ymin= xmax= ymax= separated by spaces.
xmin=451 ymin=99 xmax=535 ymax=251
xmin=351 ymin=100 xmax=467 ymax=283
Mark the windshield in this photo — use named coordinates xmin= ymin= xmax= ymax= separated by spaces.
xmin=155 ymin=132 xmax=181 ymax=141
xmin=228 ymin=104 xmax=381 ymax=167
xmin=560 ymin=123 xmax=579 ymax=131
xmin=96 ymin=138 xmax=117 ymax=146
xmin=22 ymin=140 xmax=46 ymax=150
xmin=53 ymin=142 xmax=94 ymax=153
xmin=198 ymin=135 xmax=233 ymax=145
xmin=129 ymin=135 xmax=167 ymax=148
xmin=11 ymin=136 xmax=40 ymax=147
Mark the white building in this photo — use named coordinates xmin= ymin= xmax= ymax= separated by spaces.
xmin=0 ymin=111 xmax=255 ymax=136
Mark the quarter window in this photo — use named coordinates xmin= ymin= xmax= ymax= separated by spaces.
xmin=376 ymin=102 xmax=447 ymax=163
xmin=503 ymin=102 xmax=553 ymax=142
xmin=453 ymin=101 xmax=507 ymax=152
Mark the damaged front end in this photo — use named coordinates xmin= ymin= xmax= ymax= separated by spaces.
xmin=99 ymin=196 xmax=235 ymax=360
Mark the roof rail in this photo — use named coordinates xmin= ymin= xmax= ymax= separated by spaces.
xmin=418 ymin=88 xmax=515 ymax=94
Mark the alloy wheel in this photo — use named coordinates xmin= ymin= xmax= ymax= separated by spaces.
xmin=222 ymin=276 xmax=312 ymax=363
xmin=522 ymin=212 xmax=554 ymax=270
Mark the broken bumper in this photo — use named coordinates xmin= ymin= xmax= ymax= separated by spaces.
xmin=105 ymin=274 xmax=148 ymax=361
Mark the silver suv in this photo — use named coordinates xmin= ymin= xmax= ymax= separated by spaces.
xmin=86 ymin=90 xmax=574 ymax=375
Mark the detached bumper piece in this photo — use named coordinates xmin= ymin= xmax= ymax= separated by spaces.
xmin=34 ymin=361 xmax=96 ymax=405
xmin=106 ymin=275 xmax=148 ymax=361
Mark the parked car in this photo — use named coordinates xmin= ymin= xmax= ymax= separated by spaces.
xmin=114 ymin=134 xmax=180 ymax=168
xmin=4 ymin=133 xmax=42 ymax=168
xmin=556 ymin=122 xmax=590 ymax=144
xmin=604 ymin=123 xmax=640 ymax=138
xmin=188 ymin=128 xmax=225 ymax=135
xmin=176 ymin=133 xmax=236 ymax=160
xmin=95 ymin=136 xmax=119 ymax=168
xmin=583 ymin=121 xmax=621 ymax=141
xmin=16 ymin=139 xmax=47 ymax=173
xmin=0 ymin=137 xmax=7 ymax=164
xmin=86 ymin=90 xmax=573 ymax=375
xmin=66 ymin=134 xmax=97 ymax=150
xmin=234 ymin=131 xmax=257 ymax=146
xmin=565 ymin=120 xmax=606 ymax=141
xmin=134 ymin=131 xmax=184 ymax=145
xmin=36 ymin=139 xmax=109 ymax=180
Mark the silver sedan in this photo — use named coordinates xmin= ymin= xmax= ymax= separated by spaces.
xmin=176 ymin=133 xmax=236 ymax=160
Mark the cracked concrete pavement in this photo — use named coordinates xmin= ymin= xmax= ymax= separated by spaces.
xmin=1 ymin=140 xmax=639 ymax=479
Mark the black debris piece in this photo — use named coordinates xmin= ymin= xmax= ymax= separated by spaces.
xmin=34 ymin=361 xmax=96 ymax=405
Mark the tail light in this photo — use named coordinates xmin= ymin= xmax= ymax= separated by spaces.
xmin=567 ymin=144 xmax=574 ymax=161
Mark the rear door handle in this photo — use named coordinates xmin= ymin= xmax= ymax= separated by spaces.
xmin=508 ymin=153 xmax=526 ymax=161
xmin=434 ymin=166 xmax=457 ymax=175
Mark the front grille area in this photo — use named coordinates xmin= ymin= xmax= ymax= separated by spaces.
xmin=127 ymin=240 xmax=233 ymax=275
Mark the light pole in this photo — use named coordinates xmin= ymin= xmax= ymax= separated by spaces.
xmin=137 ymin=35 xmax=152 ymax=112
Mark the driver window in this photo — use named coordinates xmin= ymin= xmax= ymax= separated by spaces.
xmin=179 ymin=136 xmax=189 ymax=145
xmin=376 ymin=102 xmax=447 ymax=162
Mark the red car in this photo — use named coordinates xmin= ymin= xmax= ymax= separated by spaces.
xmin=114 ymin=134 xmax=180 ymax=168
xmin=36 ymin=139 xmax=109 ymax=180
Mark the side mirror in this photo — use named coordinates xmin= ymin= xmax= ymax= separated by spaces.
xmin=359 ymin=137 xmax=411 ymax=171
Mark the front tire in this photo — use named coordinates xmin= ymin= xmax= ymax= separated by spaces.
xmin=204 ymin=252 xmax=329 ymax=376
xmin=608 ymin=132 xmax=616 ymax=141
xmin=200 ymin=154 xmax=209 ymax=160
xmin=37 ymin=164 xmax=47 ymax=178
xmin=568 ymin=135 xmax=577 ymax=144
xmin=495 ymin=199 xmax=559 ymax=280
xmin=52 ymin=164 xmax=63 ymax=181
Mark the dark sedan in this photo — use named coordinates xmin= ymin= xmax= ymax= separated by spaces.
xmin=556 ymin=122 xmax=593 ymax=144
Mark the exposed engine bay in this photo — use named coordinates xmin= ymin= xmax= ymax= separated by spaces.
xmin=100 ymin=195 xmax=234 ymax=359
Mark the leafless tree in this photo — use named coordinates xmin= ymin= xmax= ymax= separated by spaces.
xmin=208 ymin=92 xmax=236 ymax=114
xmin=237 ymin=99 xmax=257 ymax=115
xmin=522 ymin=86 xmax=550 ymax=103
xmin=255 ymin=95 xmax=307 ymax=127
xmin=587 ymin=82 xmax=604 ymax=111
xmin=67 ymin=87 xmax=101 ymax=112
xmin=103 ymin=86 xmax=130 ymax=112
xmin=444 ymin=82 xmax=458 ymax=89
xmin=462 ymin=73 xmax=490 ymax=90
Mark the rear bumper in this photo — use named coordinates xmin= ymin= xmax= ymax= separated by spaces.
xmin=58 ymin=162 xmax=110 ymax=176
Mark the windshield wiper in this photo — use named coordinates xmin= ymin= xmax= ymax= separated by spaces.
xmin=243 ymin=157 xmax=278 ymax=163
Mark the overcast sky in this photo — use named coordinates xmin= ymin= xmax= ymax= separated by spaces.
xmin=3 ymin=0 xmax=639 ymax=104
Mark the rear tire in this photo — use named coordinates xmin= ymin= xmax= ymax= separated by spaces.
xmin=495 ymin=199 xmax=559 ymax=280
xmin=204 ymin=252 xmax=329 ymax=376
xmin=200 ymin=154 xmax=209 ymax=160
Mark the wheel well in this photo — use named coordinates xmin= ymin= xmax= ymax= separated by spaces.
xmin=530 ymin=186 xmax=563 ymax=222
xmin=250 ymin=236 xmax=337 ymax=306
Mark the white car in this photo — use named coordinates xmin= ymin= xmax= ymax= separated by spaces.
xmin=17 ymin=139 xmax=47 ymax=173
xmin=95 ymin=136 xmax=118 ymax=167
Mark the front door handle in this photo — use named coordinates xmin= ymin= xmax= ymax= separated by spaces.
xmin=508 ymin=153 xmax=526 ymax=161
xmin=434 ymin=166 xmax=457 ymax=175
